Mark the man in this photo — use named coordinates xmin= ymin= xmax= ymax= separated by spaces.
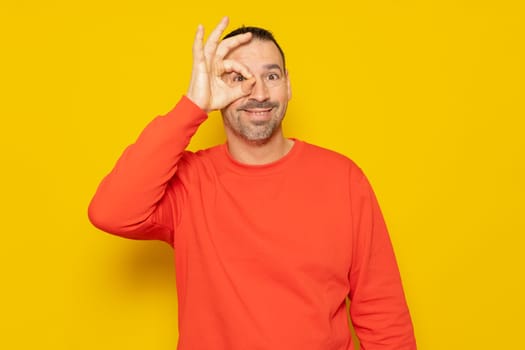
xmin=88 ymin=16 xmax=417 ymax=349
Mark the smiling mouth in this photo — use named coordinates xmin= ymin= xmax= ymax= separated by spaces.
xmin=242 ymin=108 xmax=273 ymax=112
xmin=241 ymin=109 xmax=273 ymax=123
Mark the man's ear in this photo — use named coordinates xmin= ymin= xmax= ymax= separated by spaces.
xmin=286 ymin=70 xmax=292 ymax=101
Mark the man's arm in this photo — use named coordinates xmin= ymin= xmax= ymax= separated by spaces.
xmin=348 ymin=166 xmax=417 ymax=349
xmin=88 ymin=97 xmax=207 ymax=243
xmin=88 ymin=16 xmax=256 ymax=243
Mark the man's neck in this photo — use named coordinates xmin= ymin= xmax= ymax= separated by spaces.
xmin=226 ymin=132 xmax=295 ymax=165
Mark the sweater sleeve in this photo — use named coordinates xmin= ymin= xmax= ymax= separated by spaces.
xmin=348 ymin=165 xmax=417 ymax=349
xmin=87 ymin=96 xmax=208 ymax=244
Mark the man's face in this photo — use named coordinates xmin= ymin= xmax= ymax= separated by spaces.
xmin=221 ymin=39 xmax=291 ymax=144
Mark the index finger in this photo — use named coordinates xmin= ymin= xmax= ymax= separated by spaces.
xmin=214 ymin=32 xmax=253 ymax=61
xmin=203 ymin=16 xmax=230 ymax=62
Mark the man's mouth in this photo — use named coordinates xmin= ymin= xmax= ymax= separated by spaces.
xmin=243 ymin=108 xmax=273 ymax=113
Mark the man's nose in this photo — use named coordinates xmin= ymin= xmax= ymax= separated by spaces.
xmin=249 ymin=77 xmax=270 ymax=101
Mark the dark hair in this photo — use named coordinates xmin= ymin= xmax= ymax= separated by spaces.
xmin=223 ymin=26 xmax=286 ymax=69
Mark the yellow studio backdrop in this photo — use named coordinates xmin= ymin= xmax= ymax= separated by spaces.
xmin=1 ymin=0 xmax=523 ymax=349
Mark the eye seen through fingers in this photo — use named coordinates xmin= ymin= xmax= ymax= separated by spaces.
xmin=226 ymin=71 xmax=284 ymax=88
xmin=232 ymin=74 xmax=247 ymax=83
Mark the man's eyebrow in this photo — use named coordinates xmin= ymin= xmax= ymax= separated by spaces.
xmin=263 ymin=64 xmax=283 ymax=72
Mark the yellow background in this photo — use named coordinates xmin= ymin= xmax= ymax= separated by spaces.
xmin=1 ymin=0 xmax=524 ymax=349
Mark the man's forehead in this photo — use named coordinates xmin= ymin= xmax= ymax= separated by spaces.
xmin=226 ymin=39 xmax=284 ymax=71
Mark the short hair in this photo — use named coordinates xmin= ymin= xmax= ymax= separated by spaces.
xmin=223 ymin=26 xmax=286 ymax=70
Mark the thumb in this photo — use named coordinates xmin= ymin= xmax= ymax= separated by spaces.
xmin=229 ymin=76 xmax=255 ymax=98
xmin=240 ymin=76 xmax=256 ymax=95
xmin=227 ymin=77 xmax=255 ymax=103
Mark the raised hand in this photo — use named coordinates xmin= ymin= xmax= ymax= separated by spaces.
xmin=186 ymin=17 xmax=256 ymax=113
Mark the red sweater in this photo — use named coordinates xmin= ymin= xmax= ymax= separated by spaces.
xmin=88 ymin=96 xmax=416 ymax=349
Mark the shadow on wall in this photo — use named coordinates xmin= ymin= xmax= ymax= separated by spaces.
xmin=106 ymin=240 xmax=177 ymax=295
xmin=91 ymin=238 xmax=179 ymax=347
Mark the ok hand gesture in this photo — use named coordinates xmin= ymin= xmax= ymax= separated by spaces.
xmin=186 ymin=17 xmax=255 ymax=113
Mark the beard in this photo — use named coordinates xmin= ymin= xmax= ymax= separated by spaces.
xmin=237 ymin=117 xmax=280 ymax=143
xmin=223 ymin=100 xmax=286 ymax=145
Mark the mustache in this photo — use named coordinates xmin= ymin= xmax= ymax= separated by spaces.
xmin=238 ymin=101 xmax=279 ymax=110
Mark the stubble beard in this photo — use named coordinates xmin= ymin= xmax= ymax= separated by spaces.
xmin=224 ymin=101 xmax=286 ymax=145
xmin=226 ymin=114 xmax=281 ymax=145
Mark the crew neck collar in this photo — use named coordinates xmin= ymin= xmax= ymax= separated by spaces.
xmin=220 ymin=138 xmax=303 ymax=175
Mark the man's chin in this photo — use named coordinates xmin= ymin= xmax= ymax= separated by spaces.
xmin=239 ymin=129 xmax=275 ymax=145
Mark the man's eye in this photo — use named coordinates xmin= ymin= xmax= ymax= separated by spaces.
xmin=233 ymin=75 xmax=246 ymax=82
